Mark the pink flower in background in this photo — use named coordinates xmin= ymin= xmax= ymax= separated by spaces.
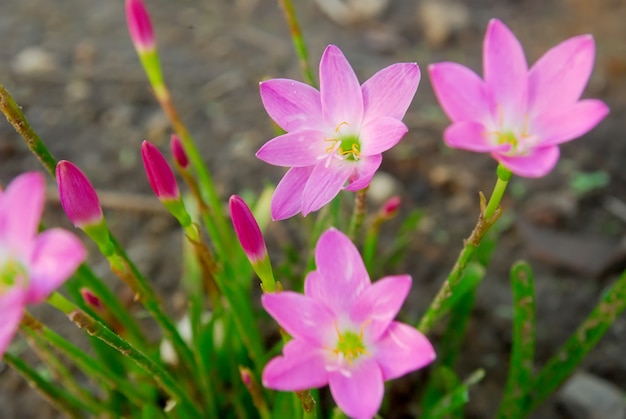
xmin=0 ymin=172 xmax=86 ymax=357
xmin=257 ymin=44 xmax=420 ymax=220
xmin=429 ymin=19 xmax=609 ymax=177
xmin=262 ymin=228 xmax=435 ymax=419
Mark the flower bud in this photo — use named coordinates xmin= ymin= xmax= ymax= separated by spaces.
xmin=170 ymin=134 xmax=189 ymax=169
xmin=56 ymin=160 xmax=103 ymax=229
xmin=80 ymin=288 xmax=102 ymax=312
xmin=141 ymin=140 xmax=180 ymax=202
xmin=380 ymin=195 xmax=401 ymax=219
xmin=125 ymin=0 xmax=155 ymax=53
xmin=229 ymin=195 xmax=276 ymax=292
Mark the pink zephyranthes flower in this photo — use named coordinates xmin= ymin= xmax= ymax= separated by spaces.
xmin=257 ymin=44 xmax=420 ymax=220
xmin=262 ymin=228 xmax=435 ymax=419
xmin=429 ymin=19 xmax=609 ymax=177
xmin=0 ymin=172 xmax=86 ymax=357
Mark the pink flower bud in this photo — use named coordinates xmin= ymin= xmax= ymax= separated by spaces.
xmin=380 ymin=196 xmax=401 ymax=218
xmin=141 ymin=140 xmax=180 ymax=202
xmin=170 ymin=134 xmax=189 ymax=169
xmin=125 ymin=0 xmax=155 ymax=53
xmin=240 ymin=367 xmax=253 ymax=388
xmin=80 ymin=288 xmax=102 ymax=312
xmin=56 ymin=160 xmax=103 ymax=228
xmin=229 ymin=195 xmax=267 ymax=263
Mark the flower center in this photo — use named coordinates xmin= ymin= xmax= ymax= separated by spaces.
xmin=333 ymin=324 xmax=368 ymax=365
xmin=0 ymin=258 xmax=25 ymax=295
xmin=320 ymin=122 xmax=361 ymax=167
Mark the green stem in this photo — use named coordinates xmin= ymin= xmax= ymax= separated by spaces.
xmin=0 ymin=85 xmax=57 ymax=177
xmin=3 ymin=352 xmax=90 ymax=418
xmin=525 ymin=268 xmax=626 ymax=415
xmin=418 ymin=166 xmax=510 ymax=334
xmin=48 ymin=292 xmax=203 ymax=417
xmin=19 ymin=319 xmax=108 ymax=416
xmin=20 ymin=312 xmax=149 ymax=407
xmin=277 ymin=0 xmax=316 ymax=87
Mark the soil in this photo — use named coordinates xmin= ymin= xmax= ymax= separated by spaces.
xmin=1 ymin=0 xmax=626 ymax=418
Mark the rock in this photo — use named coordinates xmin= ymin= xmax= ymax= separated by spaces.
xmin=12 ymin=47 xmax=58 ymax=76
xmin=417 ymin=0 xmax=470 ymax=47
xmin=517 ymin=220 xmax=626 ymax=278
xmin=558 ymin=371 xmax=626 ymax=419
xmin=314 ymin=0 xmax=391 ymax=26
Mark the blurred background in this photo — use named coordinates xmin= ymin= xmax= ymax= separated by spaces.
xmin=1 ymin=0 xmax=625 ymax=417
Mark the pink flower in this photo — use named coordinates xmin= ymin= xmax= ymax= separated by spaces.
xmin=125 ymin=0 xmax=155 ymax=53
xmin=261 ymin=228 xmax=435 ymax=419
xmin=257 ymin=45 xmax=420 ymax=220
xmin=56 ymin=160 xmax=103 ymax=229
xmin=429 ymin=19 xmax=609 ymax=177
xmin=170 ymin=134 xmax=189 ymax=169
xmin=0 ymin=173 xmax=86 ymax=357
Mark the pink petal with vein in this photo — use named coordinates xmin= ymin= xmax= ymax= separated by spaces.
xmin=483 ymin=19 xmax=528 ymax=119
xmin=444 ymin=121 xmax=509 ymax=152
xmin=262 ymin=340 xmax=328 ymax=390
xmin=528 ymin=35 xmax=595 ymax=116
xmin=301 ymin=160 xmax=353 ymax=216
xmin=359 ymin=117 xmax=408 ymax=156
xmin=494 ymin=146 xmax=560 ymax=178
xmin=533 ymin=99 xmax=609 ymax=146
xmin=429 ymin=62 xmax=493 ymax=123
xmin=375 ymin=322 xmax=436 ymax=380
xmin=256 ymin=130 xmax=327 ymax=167
xmin=361 ymin=62 xmax=420 ymax=122
xmin=320 ymin=45 xmax=363 ymax=127
xmin=25 ymin=229 xmax=86 ymax=304
xmin=329 ymin=358 xmax=384 ymax=419
xmin=270 ymin=166 xmax=313 ymax=220
xmin=344 ymin=154 xmax=382 ymax=192
xmin=261 ymin=292 xmax=335 ymax=346
xmin=350 ymin=275 xmax=411 ymax=341
xmin=260 ymin=79 xmax=323 ymax=132
xmin=1 ymin=172 xmax=44 ymax=250
xmin=309 ymin=228 xmax=370 ymax=314
xmin=0 ymin=288 xmax=25 ymax=358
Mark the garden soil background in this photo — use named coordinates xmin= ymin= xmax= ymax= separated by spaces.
xmin=1 ymin=0 xmax=626 ymax=418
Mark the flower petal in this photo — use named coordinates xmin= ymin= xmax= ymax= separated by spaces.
xmin=494 ymin=145 xmax=560 ymax=178
xmin=359 ymin=117 xmax=408 ymax=156
xmin=271 ymin=166 xmax=313 ymax=220
xmin=260 ymin=79 xmax=323 ymax=132
xmin=0 ymin=288 xmax=25 ymax=358
xmin=374 ymin=322 xmax=436 ymax=380
xmin=444 ymin=121 xmax=509 ymax=152
xmin=328 ymin=358 xmax=384 ymax=419
xmin=308 ymin=228 xmax=370 ymax=315
xmin=345 ymin=154 xmax=382 ymax=192
xmin=528 ymin=35 xmax=596 ymax=117
xmin=429 ymin=62 xmax=494 ymax=123
xmin=25 ymin=229 xmax=86 ymax=304
xmin=320 ymin=45 xmax=363 ymax=128
xmin=0 ymin=172 xmax=45 ymax=249
xmin=532 ymin=99 xmax=609 ymax=146
xmin=261 ymin=291 xmax=335 ymax=346
xmin=483 ymin=19 xmax=528 ymax=121
xmin=361 ymin=62 xmax=420 ymax=122
xmin=262 ymin=340 xmax=329 ymax=391
xmin=350 ymin=275 xmax=411 ymax=341
xmin=256 ymin=130 xmax=327 ymax=167
xmin=301 ymin=160 xmax=353 ymax=216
